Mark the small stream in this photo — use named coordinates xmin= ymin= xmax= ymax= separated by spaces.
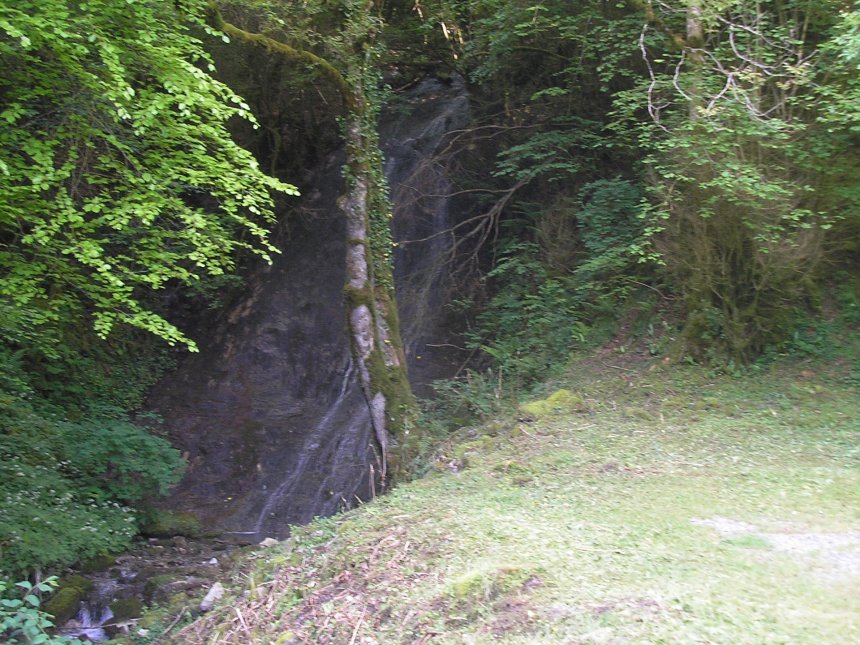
xmin=58 ymin=537 xmax=242 ymax=641
xmin=63 ymin=593 xmax=114 ymax=642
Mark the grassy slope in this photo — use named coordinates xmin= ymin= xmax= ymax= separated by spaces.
xmin=174 ymin=356 xmax=859 ymax=644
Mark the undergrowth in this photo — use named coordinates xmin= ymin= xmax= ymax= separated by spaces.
xmin=0 ymin=326 xmax=184 ymax=579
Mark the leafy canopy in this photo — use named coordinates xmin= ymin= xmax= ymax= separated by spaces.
xmin=0 ymin=0 xmax=297 ymax=350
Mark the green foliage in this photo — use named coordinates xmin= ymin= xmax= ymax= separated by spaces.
xmin=577 ymin=179 xmax=644 ymax=257
xmin=413 ymin=368 xmax=512 ymax=474
xmin=758 ymin=275 xmax=860 ymax=368
xmin=466 ymin=180 xmax=647 ymax=387
xmin=1 ymin=577 xmax=82 ymax=644
xmin=17 ymin=330 xmax=172 ymax=414
xmin=574 ymin=179 xmax=646 ymax=297
xmin=457 ymin=0 xmax=643 ymax=94
xmin=0 ymin=393 xmax=183 ymax=578
xmin=409 ymin=2 xmax=657 ymax=383
xmin=818 ymin=7 xmax=860 ymax=129
xmin=0 ymin=0 xmax=305 ymax=577
xmin=426 ymin=368 xmax=510 ymax=427
xmin=606 ymin=0 xmax=857 ymax=363
xmin=58 ymin=416 xmax=184 ymax=501
xmin=0 ymin=0 xmax=297 ymax=350
xmin=492 ymin=121 xmax=605 ymax=183
xmin=469 ymin=242 xmax=582 ymax=385
xmin=436 ymin=0 xmax=858 ymax=367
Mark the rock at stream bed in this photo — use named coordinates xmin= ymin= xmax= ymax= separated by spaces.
xmin=140 ymin=509 xmax=204 ymax=538
xmin=44 ymin=587 xmax=86 ymax=625
xmin=199 ymin=582 xmax=225 ymax=612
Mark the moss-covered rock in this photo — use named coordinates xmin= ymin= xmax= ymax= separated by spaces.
xmin=78 ymin=554 xmax=117 ymax=573
xmin=519 ymin=389 xmax=585 ymax=419
xmin=44 ymin=573 xmax=96 ymax=624
xmin=110 ymin=597 xmax=143 ymax=622
xmin=136 ymin=609 xmax=164 ymax=631
xmin=58 ymin=574 xmax=94 ymax=594
xmin=43 ymin=586 xmax=85 ymax=625
xmin=144 ymin=574 xmax=181 ymax=603
xmin=453 ymin=435 xmax=493 ymax=458
xmin=450 ymin=565 xmax=530 ymax=603
xmin=622 ymin=406 xmax=654 ymax=420
xmin=140 ymin=509 xmax=203 ymax=538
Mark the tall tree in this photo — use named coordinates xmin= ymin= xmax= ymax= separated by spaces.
xmin=622 ymin=0 xmax=851 ymax=362
xmin=0 ymin=0 xmax=286 ymax=574
xmin=0 ymin=0 xmax=296 ymax=352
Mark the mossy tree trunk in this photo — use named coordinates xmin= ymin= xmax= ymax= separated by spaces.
xmin=340 ymin=86 xmax=417 ymax=484
xmin=208 ymin=3 xmax=417 ymax=484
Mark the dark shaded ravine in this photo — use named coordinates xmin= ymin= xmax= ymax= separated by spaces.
xmin=147 ymin=76 xmax=470 ymax=541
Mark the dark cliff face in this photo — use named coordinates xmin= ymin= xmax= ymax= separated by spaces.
xmin=148 ymin=155 xmax=376 ymax=538
xmin=148 ymin=77 xmax=469 ymax=539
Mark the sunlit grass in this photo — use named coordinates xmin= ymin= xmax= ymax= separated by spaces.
xmin=176 ymin=358 xmax=860 ymax=644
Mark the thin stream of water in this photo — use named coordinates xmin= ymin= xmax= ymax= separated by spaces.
xmin=251 ymin=358 xmax=357 ymax=537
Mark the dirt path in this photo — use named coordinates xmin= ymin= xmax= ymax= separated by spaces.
xmin=692 ymin=516 xmax=860 ymax=583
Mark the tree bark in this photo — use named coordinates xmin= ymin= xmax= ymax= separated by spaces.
xmin=686 ymin=1 xmax=705 ymax=120
xmin=341 ymin=105 xmax=414 ymax=484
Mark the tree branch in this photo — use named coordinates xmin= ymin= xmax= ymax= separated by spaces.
xmin=205 ymin=1 xmax=355 ymax=109
xmin=625 ymin=0 xmax=687 ymax=49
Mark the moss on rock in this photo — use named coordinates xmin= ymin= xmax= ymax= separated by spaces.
xmin=43 ymin=586 xmax=85 ymax=625
xmin=78 ymin=554 xmax=117 ymax=573
xmin=519 ymin=389 xmax=585 ymax=419
xmin=110 ymin=597 xmax=143 ymax=622
xmin=450 ymin=565 xmax=530 ymax=603
xmin=140 ymin=509 xmax=203 ymax=538
xmin=59 ymin=574 xmax=94 ymax=594
xmin=144 ymin=574 xmax=181 ymax=603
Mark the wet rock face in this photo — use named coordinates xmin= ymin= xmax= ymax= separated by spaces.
xmin=148 ymin=156 xmax=375 ymax=539
xmin=149 ymin=76 xmax=469 ymax=539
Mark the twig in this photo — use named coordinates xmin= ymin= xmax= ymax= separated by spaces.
xmin=627 ymin=280 xmax=673 ymax=300
xmin=517 ymin=425 xmax=537 ymax=438
xmin=234 ymin=607 xmax=253 ymax=640
xmin=348 ymin=608 xmax=367 ymax=645
xmin=605 ymin=364 xmax=635 ymax=373
xmin=159 ymin=607 xmax=189 ymax=639
xmin=425 ymin=343 xmax=469 ymax=350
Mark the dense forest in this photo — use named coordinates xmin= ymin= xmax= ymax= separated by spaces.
xmin=1 ymin=0 xmax=858 ymax=640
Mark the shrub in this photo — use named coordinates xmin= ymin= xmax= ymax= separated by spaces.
xmin=0 ymin=577 xmax=82 ymax=644
xmin=0 ymin=395 xmax=183 ymax=578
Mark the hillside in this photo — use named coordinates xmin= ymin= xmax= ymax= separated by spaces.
xmin=158 ymin=353 xmax=859 ymax=644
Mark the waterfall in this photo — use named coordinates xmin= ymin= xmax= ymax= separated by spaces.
xmin=148 ymin=75 xmax=470 ymax=538
xmin=250 ymin=359 xmax=366 ymax=537
xmin=384 ymin=76 xmax=471 ymax=391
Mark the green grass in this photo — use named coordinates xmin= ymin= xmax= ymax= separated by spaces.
xmin=172 ymin=357 xmax=860 ymax=644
